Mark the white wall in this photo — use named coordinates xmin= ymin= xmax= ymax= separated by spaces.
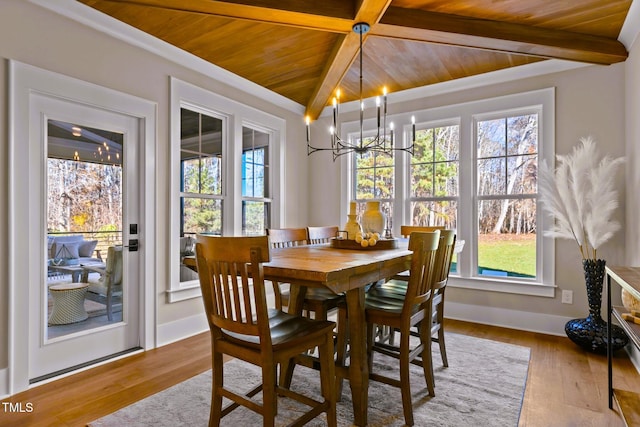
xmin=309 ymin=62 xmax=628 ymax=334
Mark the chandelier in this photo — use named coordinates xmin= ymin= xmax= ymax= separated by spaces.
xmin=305 ymin=22 xmax=415 ymax=160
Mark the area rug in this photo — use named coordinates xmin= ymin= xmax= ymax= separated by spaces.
xmin=89 ymin=333 xmax=530 ymax=427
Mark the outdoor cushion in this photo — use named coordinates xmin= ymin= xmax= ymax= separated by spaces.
xmin=79 ymin=240 xmax=98 ymax=257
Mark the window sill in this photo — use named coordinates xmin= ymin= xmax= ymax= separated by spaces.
xmin=448 ymin=276 xmax=555 ymax=297
xmin=166 ymin=280 xmax=202 ymax=303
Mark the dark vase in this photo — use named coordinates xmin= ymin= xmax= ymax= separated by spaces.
xmin=565 ymin=259 xmax=629 ymax=354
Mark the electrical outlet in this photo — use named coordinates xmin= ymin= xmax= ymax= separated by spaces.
xmin=561 ymin=290 xmax=573 ymax=304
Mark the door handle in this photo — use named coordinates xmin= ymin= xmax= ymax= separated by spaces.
xmin=125 ymin=239 xmax=139 ymax=252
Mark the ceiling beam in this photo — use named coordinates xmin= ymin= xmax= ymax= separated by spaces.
xmin=374 ymin=7 xmax=628 ymax=65
xmin=305 ymin=0 xmax=392 ymax=119
xmin=105 ymin=0 xmax=356 ymax=32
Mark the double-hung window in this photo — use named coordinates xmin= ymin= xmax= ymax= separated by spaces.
xmin=242 ymin=126 xmax=271 ymax=235
xmin=345 ymin=88 xmax=554 ymax=296
xmin=410 ymin=121 xmax=460 ymax=271
xmin=353 ymin=134 xmax=395 ymax=226
xmin=169 ymin=77 xmax=284 ymax=302
xmin=475 ymin=112 xmax=538 ymax=279
xmin=180 ymin=107 xmax=224 ymax=237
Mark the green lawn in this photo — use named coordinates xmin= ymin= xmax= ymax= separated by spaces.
xmin=477 ymin=234 xmax=536 ymax=277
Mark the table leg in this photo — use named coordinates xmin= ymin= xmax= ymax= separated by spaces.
xmin=279 ymin=283 xmax=307 ymax=387
xmin=346 ymin=287 xmax=368 ymax=426
xmin=71 ymin=270 xmax=81 ymax=283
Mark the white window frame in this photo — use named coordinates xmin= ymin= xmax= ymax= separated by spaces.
xmin=168 ymin=77 xmax=285 ymax=302
xmin=342 ymin=88 xmax=555 ymax=297
xmin=241 ymin=122 xmax=273 ymax=236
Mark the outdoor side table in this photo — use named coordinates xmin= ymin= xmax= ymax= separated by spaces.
xmin=48 ymin=283 xmax=89 ymax=325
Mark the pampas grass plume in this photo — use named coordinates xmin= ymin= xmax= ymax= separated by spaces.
xmin=538 ymin=136 xmax=624 ymax=260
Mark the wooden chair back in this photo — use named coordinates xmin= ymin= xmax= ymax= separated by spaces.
xmin=403 ymin=231 xmax=440 ymax=308
xmin=267 ymin=228 xmax=308 ymax=248
xmin=307 ymin=226 xmax=339 ymax=244
xmin=195 ymin=235 xmax=272 ymax=344
xmin=400 ymin=225 xmax=445 ymax=238
xmin=432 ymin=230 xmax=456 ymax=291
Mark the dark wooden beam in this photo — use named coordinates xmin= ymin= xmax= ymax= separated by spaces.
xmin=373 ymin=7 xmax=628 ymax=65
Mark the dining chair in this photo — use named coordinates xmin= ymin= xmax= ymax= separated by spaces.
xmin=195 ymin=235 xmax=337 ymax=427
xmin=265 ymin=228 xmax=308 ymax=310
xmin=338 ymin=230 xmax=440 ymax=426
xmin=267 ymin=227 xmax=343 ymax=321
xmin=373 ymin=230 xmax=457 ymax=370
xmin=399 ymin=225 xmax=445 ymax=238
xmin=307 ymin=225 xmax=339 ymax=244
xmin=82 ymin=245 xmax=123 ymax=321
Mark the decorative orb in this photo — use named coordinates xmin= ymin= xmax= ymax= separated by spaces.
xmin=621 ymin=288 xmax=640 ymax=311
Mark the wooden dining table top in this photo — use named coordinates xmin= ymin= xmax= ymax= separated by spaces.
xmin=183 ymin=239 xmax=413 ymax=291
xmin=262 ymin=242 xmax=412 ymax=293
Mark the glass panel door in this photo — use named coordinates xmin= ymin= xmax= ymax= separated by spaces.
xmin=46 ymin=120 xmax=124 ymax=338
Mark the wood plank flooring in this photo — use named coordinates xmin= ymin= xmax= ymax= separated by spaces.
xmin=2 ymin=319 xmax=639 ymax=426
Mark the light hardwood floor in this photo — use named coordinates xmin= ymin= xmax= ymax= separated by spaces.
xmin=2 ymin=319 xmax=639 ymax=426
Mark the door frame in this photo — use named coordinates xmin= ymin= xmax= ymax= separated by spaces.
xmin=8 ymin=60 xmax=157 ymax=395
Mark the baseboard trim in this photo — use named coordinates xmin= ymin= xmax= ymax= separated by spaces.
xmin=445 ymin=301 xmax=573 ymax=336
xmin=157 ymin=313 xmax=208 ymax=347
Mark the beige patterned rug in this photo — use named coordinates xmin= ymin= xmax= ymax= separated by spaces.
xmin=90 ymin=333 xmax=530 ymax=427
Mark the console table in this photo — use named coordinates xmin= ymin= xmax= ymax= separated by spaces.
xmin=606 ymin=266 xmax=640 ymax=426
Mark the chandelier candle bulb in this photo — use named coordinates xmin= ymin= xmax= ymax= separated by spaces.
xmin=305 ymin=116 xmax=310 ymax=142
xmin=376 ymin=96 xmax=381 ymax=127
xmin=390 ymin=122 xmax=394 ymax=146
xmin=411 ymin=115 xmax=416 ymax=141
xmin=383 ymin=86 xmax=387 ymax=115
xmin=332 ymin=97 xmax=337 ymax=129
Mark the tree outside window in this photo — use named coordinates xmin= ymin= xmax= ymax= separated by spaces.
xmin=476 ymin=113 xmax=538 ymax=278
xmin=180 ymin=108 xmax=223 ymax=238
xmin=410 ymin=123 xmax=460 ymax=271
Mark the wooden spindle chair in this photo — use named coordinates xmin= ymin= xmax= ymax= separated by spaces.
xmin=195 ymin=235 xmax=337 ymax=427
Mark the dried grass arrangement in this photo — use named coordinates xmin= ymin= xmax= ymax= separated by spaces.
xmin=538 ymin=136 xmax=624 ymax=260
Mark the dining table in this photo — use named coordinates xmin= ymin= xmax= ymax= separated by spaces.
xmin=185 ymin=239 xmax=412 ymax=426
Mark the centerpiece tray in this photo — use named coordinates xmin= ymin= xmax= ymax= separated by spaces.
xmin=330 ymin=237 xmax=398 ymax=250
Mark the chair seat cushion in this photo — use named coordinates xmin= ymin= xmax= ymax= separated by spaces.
xmin=367 ymin=279 xmax=408 ymax=298
xmin=223 ymin=309 xmax=335 ymax=348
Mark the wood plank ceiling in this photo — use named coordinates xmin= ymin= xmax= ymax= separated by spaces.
xmin=78 ymin=0 xmax=631 ymax=119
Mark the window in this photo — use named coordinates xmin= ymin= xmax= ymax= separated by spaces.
xmin=353 ymin=135 xmax=394 ymax=229
xmin=242 ymin=126 xmax=271 ymax=235
xmin=180 ymin=108 xmax=224 ymax=237
xmin=410 ymin=122 xmax=460 ymax=272
xmin=170 ymin=77 xmax=284 ymax=302
xmin=476 ymin=113 xmax=537 ymax=279
xmin=344 ymin=88 xmax=554 ymax=296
